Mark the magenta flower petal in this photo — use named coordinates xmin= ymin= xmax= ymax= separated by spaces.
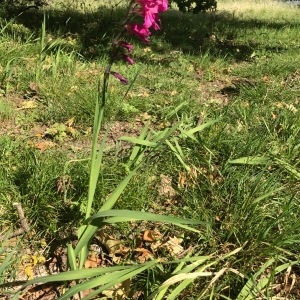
xmin=117 ymin=41 xmax=133 ymax=52
xmin=158 ymin=0 xmax=168 ymax=12
xmin=144 ymin=11 xmax=159 ymax=29
xmin=143 ymin=12 xmax=154 ymax=28
xmin=134 ymin=0 xmax=167 ymax=30
xmin=110 ymin=71 xmax=128 ymax=84
xmin=126 ymin=24 xmax=151 ymax=43
xmin=126 ymin=0 xmax=169 ymax=41
xmin=123 ymin=54 xmax=134 ymax=65
xmin=150 ymin=14 xmax=161 ymax=30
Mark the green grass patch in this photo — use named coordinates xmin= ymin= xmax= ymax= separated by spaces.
xmin=0 ymin=0 xmax=299 ymax=298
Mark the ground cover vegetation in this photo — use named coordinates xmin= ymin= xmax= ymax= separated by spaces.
xmin=0 ymin=0 xmax=299 ymax=298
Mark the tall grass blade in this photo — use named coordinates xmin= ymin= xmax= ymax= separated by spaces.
xmin=165 ymin=139 xmax=190 ymax=171
xmin=228 ymin=156 xmax=270 ymax=165
xmin=183 ymin=118 xmax=221 ymax=136
xmin=128 ymin=121 xmax=149 ymax=166
xmin=86 ymin=128 xmax=109 ymax=219
xmin=236 ymin=258 xmax=275 ymax=300
xmin=122 ymin=68 xmax=140 ymax=101
xmin=81 ymin=260 xmax=157 ymax=300
xmin=153 ymin=247 xmax=243 ymax=299
xmin=0 ymin=230 xmax=15 ymax=282
xmin=119 ymin=136 xmax=157 ymax=147
xmin=165 ymin=101 xmax=188 ymax=119
xmin=237 ymin=259 xmax=299 ymax=300
xmin=274 ymin=157 xmax=300 ymax=180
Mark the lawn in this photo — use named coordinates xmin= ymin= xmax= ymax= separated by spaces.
xmin=0 ymin=0 xmax=299 ymax=299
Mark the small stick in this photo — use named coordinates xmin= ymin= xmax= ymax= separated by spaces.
xmin=13 ymin=202 xmax=30 ymax=233
xmin=0 ymin=203 xmax=30 ymax=241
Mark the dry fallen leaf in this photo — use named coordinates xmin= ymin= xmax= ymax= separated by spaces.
xmin=135 ymin=247 xmax=153 ymax=263
xmin=84 ymin=253 xmax=100 ymax=268
xmin=29 ymin=81 xmax=38 ymax=93
xmin=162 ymin=236 xmax=184 ymax=256
xmin=178 ymin=166 xmax=198 ymax=188
xmin=150 ymin=240 xmax=163 ymax=252
xmin=66 ymin=116 xmax=75 ymax=127
xmin=96 ymin=230 xmax=125 ymax=254
xmin=101 ymin=279 xmax=131 ymax=300
xmin=33 ymin=141 xmax=56 ymax=151
xmin=158 ymin=174 xmax=176 ymax=198
xmin=140 ymin=112 xmax=151 ymax=120
xmin=143 ymin=229 xmax=162 ymax=242
xmin=19 ymin=100 xmax=37 ymax=109
xmin=103 ymin=236 xmax=121 ymax=253
xmin=67 ymin=126 xmax=77 ymax=137
xmin=137 ymin=92 xmax=150 ymax=97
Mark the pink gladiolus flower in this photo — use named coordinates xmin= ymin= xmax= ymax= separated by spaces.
xmin=122 ymin=55 xmax=134 ymax=65
xmin=143 ymin=10 xmax=160 ymax=29
xmin=158 ymin=0 xmax=168 ymax=12
xmin=138 ymin=0 xmax=168 ymax=14
xmin=110 ymin=71 xmax=128 ymax=84
xmin=126 ymin=24 xmax=151 ymax=43
xmin=126 ymin=0 xmax=168 ymax=43
xmin=136 ymin=0 xmax=168 ymax=29
xmin=117 ymin=41 xmax=133 ymax=52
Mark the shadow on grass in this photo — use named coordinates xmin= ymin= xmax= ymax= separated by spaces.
xmin=1 ymin=6 xmax=295 ymax=60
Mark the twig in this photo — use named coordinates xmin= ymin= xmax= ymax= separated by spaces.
xmin=13 ymin=202 xmax=30 ymax=233
xmin=0 ymin=202 xmax=30 ymax=241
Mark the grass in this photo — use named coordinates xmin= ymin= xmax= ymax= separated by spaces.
xmin=0 ymin=0 xmax=300 ymax=298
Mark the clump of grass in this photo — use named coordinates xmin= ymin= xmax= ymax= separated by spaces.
xmin=0 ymin=98 xmax=13 ymax=121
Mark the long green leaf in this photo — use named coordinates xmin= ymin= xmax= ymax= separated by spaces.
xmin=119 ymin=136 xmax=157 ymax=147
xmin=17 ymin=265 xmax=136 ymax=291
xmin=81 ymin=260 xmax=158 ymax=300
xmin=228 ymin=156 xmax=270 ymax=165
xmin=57 ymin=260 xmax=158 ymax=300
xmin=74 ymin=168 xmax=138 ymax=256
xmin=165 ymin=101 xmax=188 ymax=119
xmin=75 ymin=124 xmax=181 ymax=257
xmin=165 ymin=139 xmax=190 ymax=171
xmin=184 ymin=118 xmax=221 ymax=135
xmin=0 ymin=229 xmax=17 ymax=283
xmin=86 ymin=128 xmax=109 ymax=219
xmin=67 ymin=244 xmax=77 ymax=270
xmin=57 ymin=269 xmax=134 ymax=300
xmin=0 ymin=248 xmax=14 ymax=279
xmin=152 ymin=122 xmax=181 ymax=147
xmin=128 ymin=122 xmax=149 ymax=166
xmin=86 ymin=209 xmax=205 ymax=226
xmin=237 ymin=259 xmax=299 ymax=300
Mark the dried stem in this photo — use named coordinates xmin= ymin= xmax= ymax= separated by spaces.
xmin=0 ymin=202 xmax=30 ymax=241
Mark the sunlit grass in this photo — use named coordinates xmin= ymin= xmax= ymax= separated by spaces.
xmin=0 ymin=0 xmax=299 ymax=298
xmin=219 ymin=0 xmax=300 ymax=21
